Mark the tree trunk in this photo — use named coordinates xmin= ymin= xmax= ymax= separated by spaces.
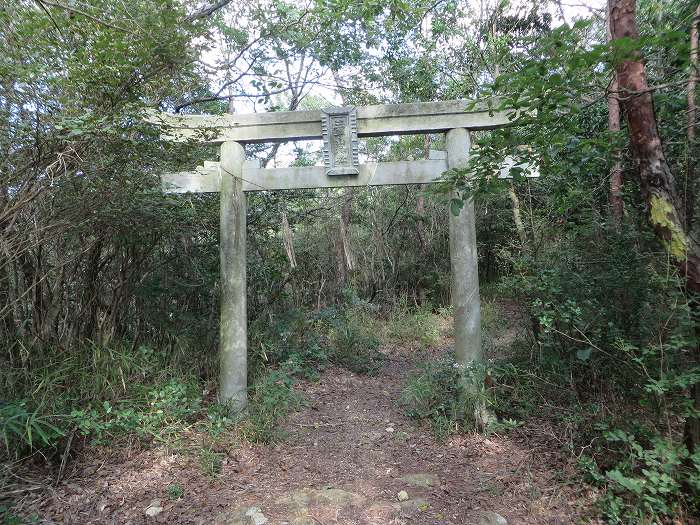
xmin=689 ymin=4 xmax=699 ymax=146
xmin=339 ymin=191 xmax=354 ymax=274
xmin=687 ymin=4 xmax=700 ymax=224
xmin=610 ymin=0 xmax=700 ymax=292
xmin=607 ymin=0 xmax=624 ymax=223
xmin=610 ymin=0 xmax=700 ymax=453
xmin=280 ymin=208 xmax=297 ymax=269
xmin=508 ymin=181 xmax=528 ymax=248
xmin=608 ymin=77 xmax=624 ymax=222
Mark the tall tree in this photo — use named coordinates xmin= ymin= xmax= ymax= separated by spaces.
xmin=609 ymin=0 xmax=700 ymax=293
xmin=609 ymin=0 xmax=700 ymax=452
xmin=607 ymin=0 xmax=624 ymax=223
xmin=689 ymin=4 xmax=700 ymax=148
xmin=688 ymin=3 xmax=700 ymax=223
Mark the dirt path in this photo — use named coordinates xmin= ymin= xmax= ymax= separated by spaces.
xmin=20 ymin=344 xmax=590 ymax=524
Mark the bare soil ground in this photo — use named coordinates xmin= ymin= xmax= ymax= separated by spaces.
xmin=9 ymin=336 xmax=596 ymax=525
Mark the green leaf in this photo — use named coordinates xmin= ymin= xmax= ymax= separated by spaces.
xmin=449 ymin=198 xmax=463 ymax=216
xmin=607 ymin=469 xmax=644 ymax=495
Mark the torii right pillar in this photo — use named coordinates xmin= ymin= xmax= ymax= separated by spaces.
xmin=446 ymin=128 xmax=482 ymax=370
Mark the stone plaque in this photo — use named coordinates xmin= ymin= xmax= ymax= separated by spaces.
xmin=322 ymin=107 xmax=359 ymax=176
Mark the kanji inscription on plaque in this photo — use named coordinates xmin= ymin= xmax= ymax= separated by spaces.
xmin=321 ymin=107 xmax=359 ymax=176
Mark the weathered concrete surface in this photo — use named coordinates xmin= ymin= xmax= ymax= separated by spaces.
xmin=145 ymin=99 xmax=511 ymax=143
xmin=447 ymin=128 xmax=482 ymax=369
xmin=479 ymin=511 xmax=509 ymax=525
xmin=399 ymin=473 xmax=440 ymax=487
xmin=277 ymin=487 xmax=365 ymax=510
xmin=161 ymin=169 xmax=219 ymax=193
xmin=162 ymin=159 xmax=450 ymax=193
xmin=244 ymin=159 xmax=448 ymax=191
xmin=215 ymin=486 xmax=432 ymax=524
xmin=219 ymin=141 xmax=247 ymax=411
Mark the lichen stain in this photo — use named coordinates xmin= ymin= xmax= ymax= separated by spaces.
xmin=649 ymin=195 xmax=687 ymax=260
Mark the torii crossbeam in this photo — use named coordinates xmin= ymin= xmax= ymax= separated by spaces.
xmin=148 ymin=100 xmax=512 ymax=411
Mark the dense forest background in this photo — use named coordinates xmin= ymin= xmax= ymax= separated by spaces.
xmin=2 ymin=0 xmax=700 ymax=523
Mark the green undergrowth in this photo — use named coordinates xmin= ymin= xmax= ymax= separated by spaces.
xmin=401 ymin=355 xmax=486 ymax=440
xmin=442 ymin=340 xmax=699 ymax=524
xmin=1 ymin=342 xmax=207 ymax=459
xmin=400 ymin=299 xmax=513 ymax=440
xmin=250 ymin=298 xmax=386 ymax=377
xmin=239 ymin=365 xmax=304 ymax=444
xmin=489 ymin=346 xmax=700 ymax=523
xmin=386 ymin=297 xmax=445 ymax=348
xmin=494 ymin=227 xmax=700 ymax=523
xmin=403 ymin=280 xmax=700 ymax=523
xmin=1 ymin=297 xmax=447 ymax=467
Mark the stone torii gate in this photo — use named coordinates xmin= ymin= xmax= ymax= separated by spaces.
xmin=147 ymin=100 xmax=511 ymax=411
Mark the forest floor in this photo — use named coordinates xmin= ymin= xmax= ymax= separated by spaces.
xmin=12 ymin=315 xmax=596 ymax=524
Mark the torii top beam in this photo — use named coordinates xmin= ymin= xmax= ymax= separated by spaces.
xmin=145 ymin=99 xmax=510 ymax=144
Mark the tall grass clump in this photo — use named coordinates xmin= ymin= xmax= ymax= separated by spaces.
xmin=386 ymin=297 xmax=444 ymax=349
xmin=1 ymin=340 xmax=209 ymax=460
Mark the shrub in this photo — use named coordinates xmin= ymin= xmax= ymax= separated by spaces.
xmin=0 ymin=401 xmax=64 ymax=459
xmin=493 ymin=239 xmax=700 ymax=523
xmin=330 ymin=319 xmax=385 ymax=375
xmin=69 ymin=377 xmax=203 ymax=445
xmin=312 ymin=302 xmax=386 ymax=375
xmin=240 ymin=366 xmax=303 ymax=443
xmin=581 ymin=430 xmax=700 ymax=523
xmin=198 ymin=447 xmax=225 ymax=477
xmin=249 ymin=308 xmax=329 ymax=380
xmin=1 ymin=340 xmax=210 ymax=459
xmin=387 ymin=299 xmax=442 ymax=348
xmin=401 ymin=355 xmax=491 ymax=440
xmin=0 ymin=506 xmax=34 ymax=525
xmin=167 ymin=483 xmax=184 ymax=499
xmin=480 ymin=299 xmax=504 ymax=354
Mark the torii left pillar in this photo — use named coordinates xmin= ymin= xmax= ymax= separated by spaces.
xmin=447 ymin=128 xmax=481 ymax=369
xmin=219 ymin=141 xmax=247 ymax=411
